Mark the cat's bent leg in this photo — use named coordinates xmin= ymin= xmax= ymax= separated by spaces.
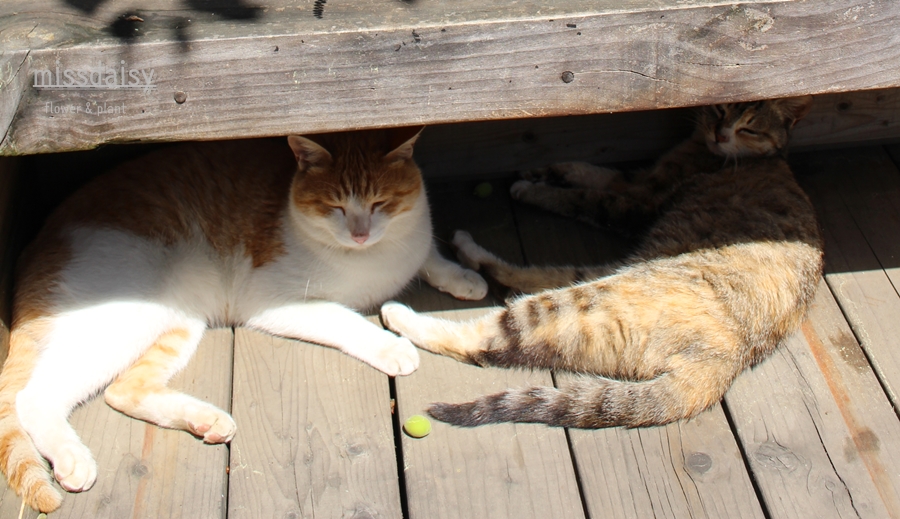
xmin=15 ymin=302 xmax=186 ymax=493
xmin=104 ymin=320 xmax=236 ymax=444
xmin=453 ymin=231 xmax=617 ymax=293
xmin=247 ymin=302 xmax=419 ymax=376
xmin=418 ymin=242 xmax=488 ymax=300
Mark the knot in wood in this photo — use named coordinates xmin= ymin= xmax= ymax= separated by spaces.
xmin=686 ymin=452 xmax=712 ymax=474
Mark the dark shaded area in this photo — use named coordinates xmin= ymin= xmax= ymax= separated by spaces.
xmin=109 ymin=12 xmax=145 ymax=40
xmin=313 ymin=0 xmax=326 ymax=19
xmin=183 ymin=0 xmax=263 ymax=20
xmin=62 ymin=0 xmax=108 ymax=14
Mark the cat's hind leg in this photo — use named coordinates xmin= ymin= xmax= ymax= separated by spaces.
xmin=453 ymin=230 xmax=617 ymax=293
xmin=103 ymin=320 xmax=236 ymax=444
xmin=418 ymin=242 xmax=488 ymax=300
xmin=15 ymin=302 xmax=191 ymax=493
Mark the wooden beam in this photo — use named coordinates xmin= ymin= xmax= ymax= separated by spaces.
xmin=3 ymin=0 xmax=899 ymax=155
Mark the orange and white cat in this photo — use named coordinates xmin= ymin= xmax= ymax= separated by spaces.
xmin=0 ymin=128 xmax=487 ymax=512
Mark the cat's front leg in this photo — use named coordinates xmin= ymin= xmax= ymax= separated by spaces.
xmin=418 ymin=242 xmax=488 ymax=300
xmin=521 ymin=161 xmax=621 ymax=190
xmin=247 ymin=302 xmax=419 ymax=376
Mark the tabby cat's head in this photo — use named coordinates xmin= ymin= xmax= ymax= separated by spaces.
xmin=287 ymin=127 xmax=425 ymax=249
xmin=699 ymin=96 xmax=813 ymax=158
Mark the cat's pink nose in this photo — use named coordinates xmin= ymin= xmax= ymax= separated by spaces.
xmin=716 ymin=133 xmax=729 ymax=143
xmin=352 ymin=233 xmax=369 ymax=244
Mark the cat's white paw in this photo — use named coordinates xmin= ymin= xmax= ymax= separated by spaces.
xmin=446 ymin=269 xmax=488 ymax=300
xmin=183 ymin=403 xmax=237 ymax=444
xmin=510 ymin=179 xmax=535 ymax=200
xmin=51 ymin=441 xmax=97 ymax=493
xmin=365 ymin=332 xmax=420 ymax=376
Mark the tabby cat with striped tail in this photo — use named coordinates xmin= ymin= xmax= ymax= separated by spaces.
xmin=381 ymin=96 xmax=823 ymax=429
xmin=0 ymin=128 xmax=487 ymax=512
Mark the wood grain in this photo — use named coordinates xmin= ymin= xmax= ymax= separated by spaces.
xmin=725 ymin=284 xmax=900 ymax=519
xmin=227 ymin=328 xmax=402 ymax=519
xmin=0 ymin=328 xmax=234 ymax=518
xmin=4 ymin=0 xmax=900 ymax=155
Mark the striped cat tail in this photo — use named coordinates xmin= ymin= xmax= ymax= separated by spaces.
xmin=0 ymin=329 xmax=62 ymax=512
xmin=428 ymin=372 xmax=728 ymax=429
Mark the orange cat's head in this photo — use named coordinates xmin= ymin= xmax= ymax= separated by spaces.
xmin=699 ymin=96 xmax=813 ymax=158
xmin=287 ymin=127 xmax=425 ymax=249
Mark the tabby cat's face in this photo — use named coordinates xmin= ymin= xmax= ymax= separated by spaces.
xmin=288 ymin=130 xmax=424 ymax=249
xmin=699 ymin=96 xmax=813 ymax=158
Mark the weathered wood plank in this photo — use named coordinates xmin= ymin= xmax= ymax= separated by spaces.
xmin=394 ymin=178 xmax=585 ymax=519
xmin=725 ymin=283 xmax=900 ymax=519
xmin=0 ymin=328 xmax=234 ymax=519
xmin=228 ymin=328 xmax=402 ymax=519
xmin=795 ymin=146 xmax=900 ymax=408
xmin=4 ymin=0 xmax=900 ymax=155
xmin=0 ymin=50 xmax=30 ymax=152
xmin=509 ymin=191 xmax=764 ymax=519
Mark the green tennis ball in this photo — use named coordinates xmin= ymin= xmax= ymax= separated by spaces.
xmin=474 ymin=182 xmax=493 ymax=198
xmin=404 ymin=415 xmax=432 ymax=438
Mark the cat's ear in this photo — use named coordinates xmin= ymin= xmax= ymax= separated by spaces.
xmin=287 ymin=135 xmax=333 ymax=171
xmin=384 ymin=126 xmax=425 ymax=164
xmin=774 ymin=96 xmax=814 ymax=128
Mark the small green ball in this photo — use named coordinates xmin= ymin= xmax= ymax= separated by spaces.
xmin=474 ymin=182 xmax=493 ymax=198
xmin=404 ymin=415 xmax=432 ymax=438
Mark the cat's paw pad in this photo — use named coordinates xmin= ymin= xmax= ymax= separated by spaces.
xmin=368 ymin=333 xmax=420 ymax=376
xmin=184 ymin=404 xmax=237 ymax=444
xmin=510 ymin=180 xmax=535 ymax=200
xmin=51 ymin=441 xmax=97 ymax=493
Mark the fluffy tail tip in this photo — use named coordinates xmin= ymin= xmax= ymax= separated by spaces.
xmin=5 ymin=456 xmax=63 ymax=513
xmin=427 ymin=401 xmax=485 ymax=427
xmin=28 ymin=482 xmax=63 ymax=513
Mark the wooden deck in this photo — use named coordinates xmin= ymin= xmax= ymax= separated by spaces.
xmin=1 ymin=141 xmax=899 ymax=518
